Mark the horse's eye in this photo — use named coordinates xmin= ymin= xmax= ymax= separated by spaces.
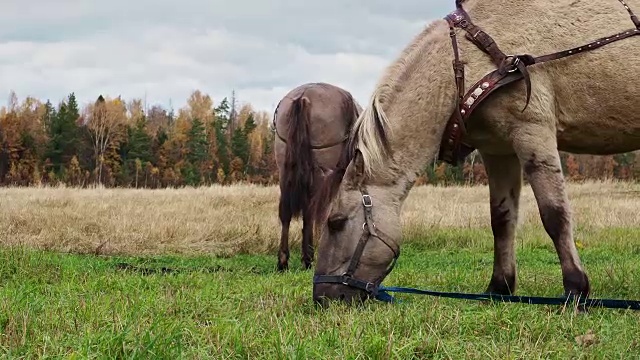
xmin=327 ymin=215 xmax=347 ymax=233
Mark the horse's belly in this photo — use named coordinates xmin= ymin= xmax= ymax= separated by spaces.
xmin=556 ymin=118 xmax=640 ymax=154
xmin=551 ymin=38 xmax=640 ymax=154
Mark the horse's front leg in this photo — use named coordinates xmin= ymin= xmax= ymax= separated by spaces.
xmin=482 ymin=152 xmax=523 ymax=295
xmin=512 ymin=125 xmax=590 ymax=299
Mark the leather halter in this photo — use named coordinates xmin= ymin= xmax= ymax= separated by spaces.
xmin=438 ymin=0 xmax=640 ymax=165
xmin=312 ymin=152 xmax=400 ymax=299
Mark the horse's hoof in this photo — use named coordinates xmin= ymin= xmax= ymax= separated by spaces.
xmin=575 ymin=304 xmax=589 ymax=314
xmin=277 ymin=262 xmax=288 ymax=272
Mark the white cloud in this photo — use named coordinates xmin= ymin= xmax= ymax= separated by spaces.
xmin=0 ymin=0 xmax=453 ymax=113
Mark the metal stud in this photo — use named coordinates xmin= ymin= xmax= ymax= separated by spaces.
xmin=481 ymin=82 xmax=490 ymax=89
xmin=465 ymin=97 xmax=475 ymax=107
xmin=472 ymin=87 xmax=483 ymax=97
xmin=461 ymin=109 xmax=466 ymax=115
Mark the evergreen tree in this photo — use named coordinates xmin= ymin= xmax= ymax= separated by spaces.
xmin=44 ymin=93 xmax=80 ymax=175
xmin=229 ymin=112 xmax=257 ymax=175
xmin=186 ymin=118 xmax=208 ymax=166
xmin=243 ymin=113 xmax=257 ymax=135
xmin=230 ymin=127 xmax=248 ymax=167
xmin=213 ymin=98 xmax=231 ymax=177
xmin=183 ymin=117 xmax=209 ymax=186
xmin=126 ymin=116 xmax=153 ymax=164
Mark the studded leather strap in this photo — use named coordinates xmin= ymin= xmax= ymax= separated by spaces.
xmin=438 ymin=0 xmax=640 ymax=166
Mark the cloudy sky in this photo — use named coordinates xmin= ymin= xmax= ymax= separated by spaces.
xmin=0 ymin=0 xmax=453 ymax=114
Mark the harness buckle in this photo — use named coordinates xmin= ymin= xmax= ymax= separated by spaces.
xmin=362 ymin=194 xmax=373 ymax=207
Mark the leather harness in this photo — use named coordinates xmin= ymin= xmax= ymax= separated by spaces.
xmin=438 ymin=0 xmax=640 ymax=165
xmin=313 ymin=0 xmax=640 ymax=301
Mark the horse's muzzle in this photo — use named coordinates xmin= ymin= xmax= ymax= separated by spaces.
xmin=312 ymin=282 xmax=369 ymax=307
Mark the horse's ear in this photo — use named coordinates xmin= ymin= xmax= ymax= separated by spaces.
xmin=345 ymin=149 xmax=365 ymax=187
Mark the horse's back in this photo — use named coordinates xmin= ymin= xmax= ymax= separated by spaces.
xmin=467 ymin=0 xmax=640 ymax=154
xmin=274 ymin=83 xmax=359 ymax=176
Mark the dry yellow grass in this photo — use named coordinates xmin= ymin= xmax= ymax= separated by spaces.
xmin=0 ymin=180 xmax=638 ymax=257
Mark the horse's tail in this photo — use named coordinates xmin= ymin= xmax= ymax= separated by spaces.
xmin=281 ymin=95 xmax=315 ymax=219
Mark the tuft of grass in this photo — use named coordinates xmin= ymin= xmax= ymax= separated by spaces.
xmin=0 ymin=181 xmax=638 ymax=358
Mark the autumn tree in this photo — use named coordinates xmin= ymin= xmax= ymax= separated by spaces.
xmin=84 ymin=95 xmax=126 ymax=185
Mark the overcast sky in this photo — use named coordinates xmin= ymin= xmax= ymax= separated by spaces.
xmin=0 ymin=0 xmax=453 ymax=114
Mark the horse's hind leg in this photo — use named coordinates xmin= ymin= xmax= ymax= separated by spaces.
xmin=277 ymin=196 xmax=292 ymax=272
xmin=301 ymin=207 xmax=314 ymax=270
xmin=482 ymin=152 xmax=522 ymax=295
xmin=512 ymin=125 xmax=590 ymax=299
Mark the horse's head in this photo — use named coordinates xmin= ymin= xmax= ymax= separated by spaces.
xmin=311 ymin=151 xmax=405 ymax=306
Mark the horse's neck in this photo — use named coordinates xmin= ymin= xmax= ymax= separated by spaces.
xmin=380 ymin=28 xmax=459 ymax=187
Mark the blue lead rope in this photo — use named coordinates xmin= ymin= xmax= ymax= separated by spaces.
xmin=375 ymin=285 xmax=640 ymax=310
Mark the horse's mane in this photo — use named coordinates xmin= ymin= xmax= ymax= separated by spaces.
xmin=309 ymin=22 xmax=442 ymax=223
xmin=351 ymin=22 xmax=440 ymax=177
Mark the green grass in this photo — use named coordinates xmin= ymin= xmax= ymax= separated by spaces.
xmin=1 ymin=226 xmax=640 ymax=359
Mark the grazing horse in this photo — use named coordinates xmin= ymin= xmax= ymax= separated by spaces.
xmin=311 ymin=0 xmax=640 ymax=304
xmin=273 ymin=82 xmax=361 ymax=271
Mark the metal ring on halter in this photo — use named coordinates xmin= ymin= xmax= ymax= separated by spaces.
xmin=362 ymin=222 xmax=377 ymax=230
xmin=365 ymin=282 xmax=376 ymax=293
xmin=341 ymin=274 xmax=350 ymax=286
xmin=507 ymin=56 xmax=521 ymax=73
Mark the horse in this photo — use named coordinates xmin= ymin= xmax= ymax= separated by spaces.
xmin=272 ymin=82 xmax=362 ymax=271
xmin=310 ymin=0 xmax=640 ymax=305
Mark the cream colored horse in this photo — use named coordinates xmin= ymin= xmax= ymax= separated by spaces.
xmin=311 ymin=0 xmax=640 ymax=304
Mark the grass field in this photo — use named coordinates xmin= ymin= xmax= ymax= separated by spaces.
xmin=0 ymin=181 xmax=639 ymax=358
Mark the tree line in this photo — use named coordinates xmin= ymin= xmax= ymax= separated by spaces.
xmin=1 ymin=90 xmax=638 ymax=188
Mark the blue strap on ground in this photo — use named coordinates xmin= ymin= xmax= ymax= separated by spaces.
xmin=375 ymin=285 xmax=640 ymax=310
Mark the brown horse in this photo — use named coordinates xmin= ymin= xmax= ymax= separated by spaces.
xmin=273 ymin=82 xmax=361 ymax=271
xmin=311 ymin=0 xmax=640 ymax=304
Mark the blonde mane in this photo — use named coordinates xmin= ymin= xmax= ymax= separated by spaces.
xmin=351 ymin=22 xmax=443 ymax=177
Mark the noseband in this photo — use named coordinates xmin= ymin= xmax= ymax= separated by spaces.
xmin=312 ymin=182 xmax=400 ymax=298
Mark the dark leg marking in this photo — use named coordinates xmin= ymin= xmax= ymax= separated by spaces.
xmin=490 ymin=198 xmax=509 ymax=240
